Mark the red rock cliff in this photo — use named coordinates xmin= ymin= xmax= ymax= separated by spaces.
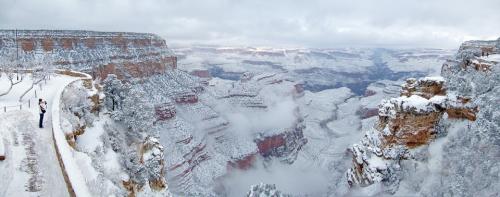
xmin=0 ymin=30 xmax=177 ymax=79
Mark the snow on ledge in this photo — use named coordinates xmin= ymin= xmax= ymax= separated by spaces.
xmin=379 ymin=94 xmax=447 ymax=117
xmin=51 ymin=70 xmax=92 ymax=197
xmin=421 ymin=76 xmax=445 ymax=83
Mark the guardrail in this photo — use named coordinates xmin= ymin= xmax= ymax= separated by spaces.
xmin=51 ymin=69 xmax=92 ymax=197
xmin=2 ymin=101 xmax=31 ymax=112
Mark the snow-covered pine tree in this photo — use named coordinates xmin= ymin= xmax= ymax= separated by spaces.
xmin=103 ymin=74 xmax=128 ymax=113
xmin=121 ymin=87 xmax=155 ymax=139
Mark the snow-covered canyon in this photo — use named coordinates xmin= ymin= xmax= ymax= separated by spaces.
xmin=1 ymin=30 xmax=499 ymax=197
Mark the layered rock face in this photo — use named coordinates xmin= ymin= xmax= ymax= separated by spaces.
xmin=123 ymin=68 xmax=306 ymax=195
xmin=346 ymin=37 xmax=500 ymax=195
xmin=0 ymin=30 xmax=177 ymax=79
xmin=255 ymin=120 xmax=307 ymax=163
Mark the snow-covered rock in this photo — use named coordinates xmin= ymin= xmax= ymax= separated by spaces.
xmin=246 ymin=183 xmax=291 ymax=197
xmin=347 ymin=75 xmax=480 ymax=193
xmin=117 ymin=136 xmax=172 ymax=197
xmin=400 ymin=76 xmax=446 ymax=99
xmin=346 ymin=37 xmax=500 ymax=196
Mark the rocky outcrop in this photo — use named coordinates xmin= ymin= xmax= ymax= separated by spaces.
xmin=256 ymin=119 xmax=307 ymax=163
xmin=400 ymin=77 xmax=446 ymax=99
xmin=225 ymin=119 xmax=307 ymax=175
xmin=0 ymin=30 xmax=176 ymax=79
xmin=140 ymin=137 xmax=168 ymax=191
xmin=123 ymin=136 xmax=170 ymax=197
xmin=227 ymin=153 xmax=257 ymax=171
xmin=347 ymin=37 xmax=500 ymax=195
xmin=346 ymin=76 xmax=478 ymax=193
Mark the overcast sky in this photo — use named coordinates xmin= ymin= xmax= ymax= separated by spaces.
xmin=0 ymin=0 xmax=499 ymax=48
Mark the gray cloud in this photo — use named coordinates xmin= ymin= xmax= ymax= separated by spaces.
xmin=0 ymin=0 xmax=499 ymax=48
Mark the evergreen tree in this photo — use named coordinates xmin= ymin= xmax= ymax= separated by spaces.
xmin=121 ymin=87 xmax=155 ymax=137
xmin=103 ymin=74 xmax=128 ymax=112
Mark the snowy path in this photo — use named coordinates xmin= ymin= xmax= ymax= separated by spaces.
xmin=0 ymin=74 xmax=77 ymax=197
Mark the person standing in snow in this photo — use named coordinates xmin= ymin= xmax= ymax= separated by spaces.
xmin=39 ymin=98 xmax=47 ymax=128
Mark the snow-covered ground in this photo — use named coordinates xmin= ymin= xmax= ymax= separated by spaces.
xmin=480 ymin=54 xmax=500 ymax=62
xmin=0 ymin=73 xmax=76 ymax=197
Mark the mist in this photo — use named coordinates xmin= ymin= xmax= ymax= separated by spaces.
xmin=225 ymin=98 xmax=297 ymax=137
xmin=222 ymin=157 xmax=330 ymax=196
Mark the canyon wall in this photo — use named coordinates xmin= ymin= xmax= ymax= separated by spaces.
xmin=0 ymin=30 xmax=177 ymax=79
